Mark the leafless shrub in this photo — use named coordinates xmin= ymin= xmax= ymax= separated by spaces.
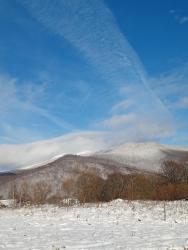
xmin=32 ymin=182 xmax=51 ymax=204
xmin=72 ymin=171 xmax=158 ymax=202
xmin=9 ymin=180 xmax=52 ymax=205
xmin=7 ymin=160 xmax=188 ymax=206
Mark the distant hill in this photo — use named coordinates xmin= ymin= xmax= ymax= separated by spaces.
xmin=94 ymin=142 xmax=188 ymax=171
xmin=0 ymin=141 xmax=188 ymax=199
xmin=0 ymin=154 xmax=149 ymax=199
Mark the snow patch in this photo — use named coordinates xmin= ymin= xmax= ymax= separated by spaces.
xmin=0 ymin=201 xmax=188 ymax=249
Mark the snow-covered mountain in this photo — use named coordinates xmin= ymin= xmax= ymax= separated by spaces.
xmin=0 ymin=133 xmax=188 ymax=173
xmin=0 ymin=132 xmax=107 ymax=171
xmin=0 ymin=140 xmax=188 ymax=199
xmin=0 ymin=154 xmax=145 ymax=199
xmin=95 ymin=142 xmax=188 ymax=171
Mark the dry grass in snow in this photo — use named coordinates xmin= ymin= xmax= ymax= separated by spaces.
xmin=0 ymin=200 xmax=188 ymax=249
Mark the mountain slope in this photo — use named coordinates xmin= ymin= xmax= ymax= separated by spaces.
xmin=0 ymin=132 xmax=106 ymax=171
xmin=95 ymin=142 xmax=188 ymax=171
xmin=1 ymin=142 xmax=188 ymax=199
xmin=0 ymin=154 xmax=148 ymax=199
xmin=0 ymin=138 xmax=188 ymax=173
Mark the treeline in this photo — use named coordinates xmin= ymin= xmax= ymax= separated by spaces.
xmin=9 ymin=181 xmax=52 ymax=206
xmin=8 ymin=160 xmax=188 ymax=205
xmin=64 ymin=160 xmax=188 ymax=202
xmin=156 ymin=160 xmax=188 ymax=200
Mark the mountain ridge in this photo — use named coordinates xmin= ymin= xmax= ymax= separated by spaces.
xmin=0 ymin=138 xmax=188 ymax=172
xmin=0 ymin=142 xmax=188 ymax=199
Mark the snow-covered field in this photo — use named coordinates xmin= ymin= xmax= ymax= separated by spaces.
xmin=0 ymin=200 xmax=188 ymax=250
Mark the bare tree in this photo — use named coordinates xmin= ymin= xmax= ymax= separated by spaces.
xmin=161 ymin=160 xmax=188 ymax=183
xmin=32 ymin=181 xmax=51 ymax=204
xmin=75 ymin=171 xmax=104 ymax=203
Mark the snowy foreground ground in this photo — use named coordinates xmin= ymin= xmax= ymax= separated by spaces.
xmin=0 ymin=200 xmax=188 ymax=250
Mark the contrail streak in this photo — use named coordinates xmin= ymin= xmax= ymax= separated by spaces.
xmin=17 ymin=0 xmax=174 ymax=135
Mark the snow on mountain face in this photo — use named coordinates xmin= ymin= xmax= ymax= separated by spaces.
xmin=0 ymin=132 xmax=107 ymax=171
xmin=103 ymin=142 xmax=164 ymax=158
xmin=95 ymin=142 xmax=188 ymax=172
xmin=0 ymin=135 xmax=188 ymax=173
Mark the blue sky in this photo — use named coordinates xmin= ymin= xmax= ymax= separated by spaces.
xmin=0 ymin=0 xmax=188 ymax=146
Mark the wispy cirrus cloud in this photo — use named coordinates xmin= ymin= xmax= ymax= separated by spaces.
xmin=0 ymin=131 xmax=108 ymax=170
xmin=16 ymin=0 xmax=174 ymax=143
xmin=148 ymin=62 xmax=188 ymax=144
xmin=0 ymin=74 xmax=74 ymax=143
xmin=101 ymin=114 xmax=136 ymax=129
xmin=1 ymin=0 xmax=187 ymax=170
xmin=111 ymin=99 xmax=135 ymax=114
xmin=150 ymin=63 xmax=188 ymax=110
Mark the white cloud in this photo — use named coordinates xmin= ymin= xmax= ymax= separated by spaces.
xmin=99 ymin=114 xmax=175 ymax=144
xmin=111 ymin=99 xmax=134 ymax=113
xmin=0 ymin=0 xmax=177 ymax=151
xmin=0 ymin=73 xmax=74 ymax=143
xmin=150 ymin=63 xmax=188 ymax=110
xmin=0 ymin=123 xmax=43 ymax=144
xmin=0 ymin=125 xmax=176 ymax=171
xmin=101 ymin=114 xmax=136 ymax=129
xmin=18 ymin=0 xmax=170 ymax=117
xmin=0 ymin=131 xmax=108 ymax=170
